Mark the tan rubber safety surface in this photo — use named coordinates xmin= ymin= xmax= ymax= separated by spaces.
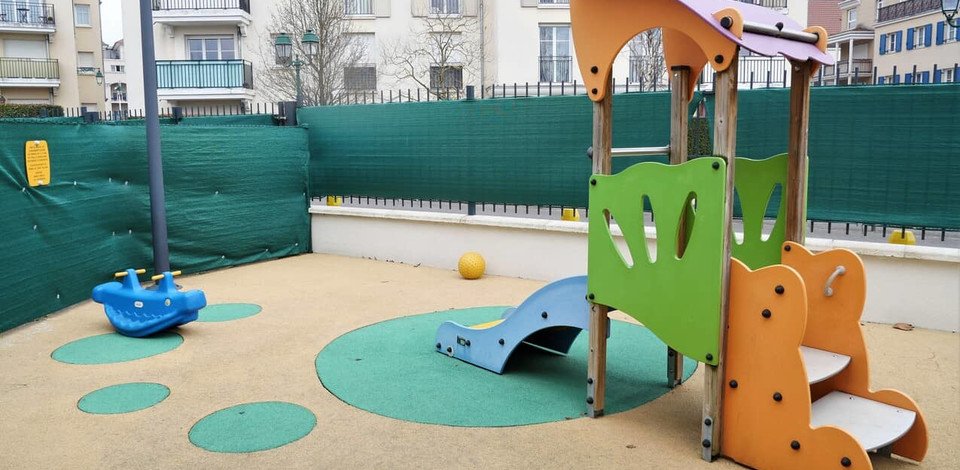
xmin=0 ymin=254 xmax=956 ymax=469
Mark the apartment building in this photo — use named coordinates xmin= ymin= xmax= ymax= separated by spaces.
xmin=0 ymin=0 xmax=104 ymax=109
xmin=122 ymin=0 xmax=813 ymax=109
xmin=103 ymin=39 xmax=127 ymax=113
xmin=874 ymin=0 xmax=959 ymax=84
xmin=823 ymin=0 xmax=877 ymax=84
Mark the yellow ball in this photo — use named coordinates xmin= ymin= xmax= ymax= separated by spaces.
xmin=458 ymin=252 xmax=486 ymax=280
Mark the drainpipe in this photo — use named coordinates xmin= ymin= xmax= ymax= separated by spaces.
xmin=479 ymin=0 xmax=485 ymax=92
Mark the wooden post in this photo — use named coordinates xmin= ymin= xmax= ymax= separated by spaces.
xmin=786 ymin=60 xmax=813 ymax=243
xmin=667 ymin=65 xmax=691 ymax=388
xmin=703 ymin=53 xmax=739 ymax=462
xmin=587 ymin=77 xmax=613 ymax=418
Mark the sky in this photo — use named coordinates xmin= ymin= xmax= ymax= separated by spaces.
xmin=101 ymin=0 xmax=123 ymax=44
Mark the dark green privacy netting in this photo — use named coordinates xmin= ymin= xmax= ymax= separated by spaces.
xmin=304 ymin=85 xmax=960 ymax=229
xmin=0 ymin=122 xmax=310 ymax=331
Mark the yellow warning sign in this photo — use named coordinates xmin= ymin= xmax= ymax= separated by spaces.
xmin=25 ymin=140 xmax=50 ymax=187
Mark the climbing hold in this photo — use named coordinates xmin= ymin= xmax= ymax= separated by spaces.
xmin=762 ymin=309 xmax=772 ymax=318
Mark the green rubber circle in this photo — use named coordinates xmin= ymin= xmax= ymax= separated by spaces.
xmin=189 ymin=402 xmax=316 ymax=453
xmin=52 ymin=332 xmax=183 ymax=365
xmin=315 ymin=307 xmax=697 ymax=427
xmin=78 ymin=383 xmax=170 ymax=414
xmin=197 ymin=303 xmax=262 ymax=323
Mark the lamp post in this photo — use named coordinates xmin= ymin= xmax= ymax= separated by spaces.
xmin=95 ymin=70 xmax=104 ymax=85
xmin=943 ymin=0 xmax=960 ymax=27
xmin=274 ymin=30 xmax=320 ymax=107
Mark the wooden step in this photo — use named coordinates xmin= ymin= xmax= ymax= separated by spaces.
xmin=800 ymin=346 xmax=851 ymax=384
xmin=811 ymin=391 xmax=917 ymax=451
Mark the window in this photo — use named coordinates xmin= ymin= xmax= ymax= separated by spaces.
xmin=74 ymin=4 xmax=91 ymax=27
xmin=430 ymin=0 xmax=461 ymax=14
xmin=429 ymin=65 xmax=463 ymax=89
xmin=77 ymin=51 xmax=96 ymax=74
xmin=946 ymin=24 xmax=959 ymax=43
xmin=944 ymin=68 xmax=955 ymax=83
xmin=345 ymin=0 xmax=373 ymax=15
xmin=110 ymin=64 xmax=124 ymax=73
xmin=187 ymin=36 xmax=236 ymax=60
xmin=344 ymin=66 xmax=377 ymax=90
xmin=539 ymin=24 xmax=571 ymax=82
xmin=846 ymin=9 xmax=857 ymax=30
xmin=3 ymin=39 xmax=47 ymax=58
xmin=913 ymin=26 xmax=926 ymax=48
xmin=887 ymin=32 xmax=897 ymax=52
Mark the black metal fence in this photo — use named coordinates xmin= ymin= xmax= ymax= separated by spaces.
xmin=0 ymin=58 xmax=59 ymax=79
xmin=56 ymin=102 xmax=281 ymax=121
xmin=0 ymin=1 xmax=54 ymax=27
xmin=152 ymin=0 xmax=250 ymax=12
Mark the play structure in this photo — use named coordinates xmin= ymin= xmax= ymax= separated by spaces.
xmin=92 ymin=269 xmax=206 ymax=338
xmin=436 ymin=0 xmax=928 ymax=467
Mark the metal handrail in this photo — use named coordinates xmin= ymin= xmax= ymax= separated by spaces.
xmin=0 ymin=57 xmax=59 ymax=79
xmin=151 ymin=0 xmax=250 ymax=13
xmin=0 ymin=1 xmax=55 ymax=27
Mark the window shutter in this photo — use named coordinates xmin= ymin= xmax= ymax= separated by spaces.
xmin=904 ymin=73 xmax=913 ymax=84
xmin=934 ymin=68 xmax=942 ymax=83
xmin=463 ymin=0 xmax=479 ymax=16
xmin=895 ymin=31 xmax=902 ymax=52
xmin=520 ymin=0 xmax=539 ymax=6
xmin=374 ymin=0 xmax=390 ymax=17
xmin=924 ymin=24 xmax=932 ymax=47
xmin=921 ymin=71 xmax=930 ymax=83
xmin=879 ymin=37 xmax=886 ymax=54
xmin=937 ymin=22 xmax=945 ymax=44
xmin=906 ymin=28 xmax=914 ymax=50
xmin=411 ymin=0 xmax=428 ymax=17
xmin=878 ymin=76 xmax=885 ymax=84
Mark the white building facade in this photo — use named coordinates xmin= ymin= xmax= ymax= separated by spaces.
xmin=122 ymin=0 xmax=813 ymax=109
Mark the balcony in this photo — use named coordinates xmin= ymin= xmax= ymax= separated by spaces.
xmin=151 ymin=0 xmax=251 ymax=27
xmin=0 ymin=57 xmax=59 ymax=87
xmin=736 ymin=0 xmax=788 ymax=9
xmin=0 ymin=1 xmax=55 ymax=34
xmin=823 ymin=59 xmax=873 ymax=82
xmin=539 ymin=56 xmax=572 ymax=83
xmin=156 ymin=59 xmax=254 ymax=101
xmin=877 ymin=0 xmax=938 ymax=23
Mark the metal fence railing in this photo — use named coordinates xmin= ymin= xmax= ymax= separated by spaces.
xmin=151 ymin=0 xmax=250 ymax=13
xmin=156 ymin=59 xmax=253 ymax=89
xmin=0 ymin=58 xmax=59 ymax=80
xmin=0 ymin=1 xmax=54 ymax=27
xmin=877 ymin=0 xmax=938 ymax=22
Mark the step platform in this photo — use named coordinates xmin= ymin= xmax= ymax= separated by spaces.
xmin=811 ymin=391 xmax=918 ymax=452
xmin=800 ymin=346 xmax=851 ymax=384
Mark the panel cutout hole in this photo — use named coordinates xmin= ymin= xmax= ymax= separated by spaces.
xmin=605 ymin=209 xmax=634 ymax=268
xmin=732 ymin=188 xmax=744 ymax=245
xmin=761 ymin=183 xmax=783 ymax=242
xmin=642 ymin=195 xmax=657 ymax=263
xmin=677 ymin=192 xmax=697 ymax=259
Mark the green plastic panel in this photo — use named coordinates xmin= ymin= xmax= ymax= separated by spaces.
xmin=732 ymin=155 xmax=788 ymax=269
xmin=588 ymin=158 xmax=727 ymax=365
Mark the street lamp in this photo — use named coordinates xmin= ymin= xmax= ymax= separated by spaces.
xmin=95 ymin=69 xmax=104 ymax=85
xmin=943 ymin=0 xmax=960 ymax=27
xmin=274 ymin=30 xmax=320 ymax=107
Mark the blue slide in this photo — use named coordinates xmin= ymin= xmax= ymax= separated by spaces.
xmin=435 ymin=276 xmax=608 ymax=374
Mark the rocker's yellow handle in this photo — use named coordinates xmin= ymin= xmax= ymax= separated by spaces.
xmin=114 ymin=269 xmax=146 ymax=278
xmin=150 ymin=270 xmax=182 ymax=281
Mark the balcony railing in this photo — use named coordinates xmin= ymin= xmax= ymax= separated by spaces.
xmin=736 ymin=0 xmax=788 ymax=8
xmin=0 ymin=1 xmax=55 ymax=28
xmin=539 ymin=56 xmax=572 ymax=83
xmin=823 ymin=59 xmax=873 ymax=78
xmin=152 ymin=0 xmax=250 ymax=13
xmin=0 ymin=57 xmax=59 ymax=80
xmin=877 ymin=0 xmax=938 ymax=22
xmin=156 ymin=59 xmax=253 ymax=89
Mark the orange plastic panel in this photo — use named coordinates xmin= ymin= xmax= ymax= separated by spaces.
xmin=570 ymin=0 xmax=737 ymax=101
xmin=781 ymin=242 xmax=928 ymax=462
xmin=723 ymin=259 xmax=870 ymax=469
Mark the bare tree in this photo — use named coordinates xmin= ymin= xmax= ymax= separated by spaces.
xmin=257 ymin=0 xmax=365 ymax=106
xmin=381 ymin=7 xmax=483 ymax=100
xmin=628 ymin=29 xmax=667 ymax=91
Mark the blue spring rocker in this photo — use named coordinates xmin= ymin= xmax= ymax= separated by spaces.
xmin=92 ymin=268 xmax=206 ymax=338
